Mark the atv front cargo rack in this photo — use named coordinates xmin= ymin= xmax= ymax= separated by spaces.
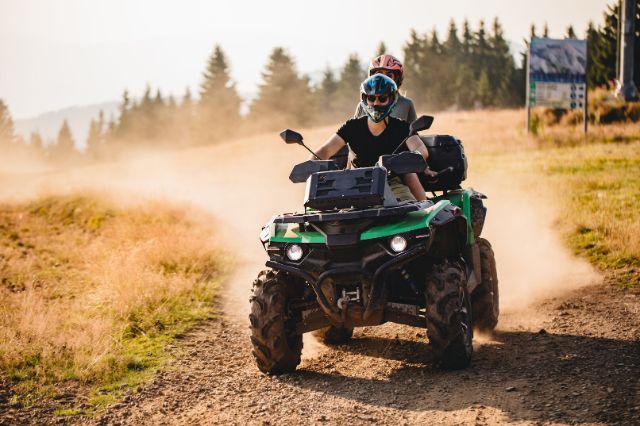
xmin=273 ymin=200 xmax=433 ymax=224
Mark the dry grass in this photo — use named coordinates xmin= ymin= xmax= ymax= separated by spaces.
xmin=462 ymin=109 xmax=640 ymax=287
xmin=0 ymin=194 xmax=225 ymax=403
xmin=534 ymin=143 xmax=640 ymax=285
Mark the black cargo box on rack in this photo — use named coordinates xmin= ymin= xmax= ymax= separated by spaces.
xmin=304 ymin=166 xmax=386 ymax=210
xmin=418 ymin=135 xmax=467 ymax=192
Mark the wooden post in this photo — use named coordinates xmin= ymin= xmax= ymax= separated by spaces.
xmin=525 ymin=42 xmax=531 ymax=134
xmin=584 ymin=39 xmax=589 ymax=135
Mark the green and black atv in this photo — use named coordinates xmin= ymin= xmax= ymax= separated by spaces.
xmin=250 ymin=115 xmax=499 ymax=374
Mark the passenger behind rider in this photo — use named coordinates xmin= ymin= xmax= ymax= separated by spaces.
xmin=311 ymin=74 xmax=436 ymax=203
xmin=355 ymin=54 xmax=417 ymax=122
xmin=332 ymin=54 xmax=417 ymax=169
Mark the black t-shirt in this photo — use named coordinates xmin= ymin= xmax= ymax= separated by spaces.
xmin=336 ymin=116 xmax=409 ymax=168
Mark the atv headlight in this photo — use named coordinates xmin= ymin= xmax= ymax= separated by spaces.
xmin=286 ymin=244 xmax=304 ymax=261
xmin=390 ymin=235 xmax=407 ymax=253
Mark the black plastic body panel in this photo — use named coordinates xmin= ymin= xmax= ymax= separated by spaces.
xmin=419 ymin=135 xmax=468 ymax=191
xmin=304 ymin=166 xmax=387 ymax=210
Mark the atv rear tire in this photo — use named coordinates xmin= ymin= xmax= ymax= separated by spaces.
xmin=425 ymin=259 xmax=473 ymax=370
xmin=314 ymin=326 xmax=354 ymax=345
xmin=471 ymin=238 xmax=499 ymax=332
xmin=249 ymin=269 xmax=303 ymax=374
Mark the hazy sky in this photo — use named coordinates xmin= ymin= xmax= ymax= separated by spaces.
xmin=1 ymin=0 xmax=611 ymax=118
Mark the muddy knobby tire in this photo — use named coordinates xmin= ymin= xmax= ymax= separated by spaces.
xmin=249 ymin=269 xmax=303 ymax=374
xmin=313 ymin=326 xmax=354 ymax=345
xmin=471 ymin=238 xmax=499 ymax=332
xmin=425 ymin=259 xmax=473 ymax=370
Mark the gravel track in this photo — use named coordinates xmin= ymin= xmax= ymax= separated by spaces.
xmin=1 ymin=126 xmax=639 ymax=425
xmin=88 ymin=283 xmax=640 ymax=426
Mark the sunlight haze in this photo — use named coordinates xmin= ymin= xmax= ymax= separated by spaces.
xmin=1 ymin=0 xmax=610 ymax=118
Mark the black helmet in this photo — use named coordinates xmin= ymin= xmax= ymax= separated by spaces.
xmin=359 ymin=74 xmax=399 ymax=123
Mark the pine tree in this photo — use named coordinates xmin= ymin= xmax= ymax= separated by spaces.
xmin=86 ymin=110 xmax=104 ymax=158
xmin=115 ymin=89 xmax=132 ymax=141
xmin=197 ymin=45 xmax=242 ymax=143
xmin=29 ymin=131 xmax=44 ymax=151
xmin=0 ymin=99 xmax=16 ymax=146
xmin=543 ymin=23 xmax=549 ymax=38
xmin=476 ymin=70 xmax=491 ymax=107
xmin=587 ymin=3 xmax=619 ymax=87
xmin=375 ymin=41 xmax=387 ymax=57
xmin=336 ymin=53 xmax=366 ymax=116
xmin=248 ymin=47 xmax=312 ymax=130
xmin=403 ymin=29 xmax=426 ymax=105
xmin=565 ymin=25 xmax=577 ymax=39
xmin=489 ymin=17 xmax=517 ymax=106
xmin=52 ymin=119 xmax=75 ymax=159
xmin=28 ymin=130 xmax=45 ymax=157
xmin=444 ymin=20 xmax=462 ymax=57
xmin=426 ymin=28 xmax=448 ymax=109
xmin=316 ymin=66 xmax=340 ymax=122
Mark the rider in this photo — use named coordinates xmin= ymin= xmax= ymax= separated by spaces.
xmin=312 ymin=74 xmax=435 ymax=203
xmin=333 ymin=54 xmax=417 ymax=168
xmin=355 ymin=54 xmax=416 ymax=122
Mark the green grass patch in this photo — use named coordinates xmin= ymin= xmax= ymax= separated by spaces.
xmin=0 ymin=194 xmax=229 ymax=417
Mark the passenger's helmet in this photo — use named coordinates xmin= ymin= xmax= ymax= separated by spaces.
xmin=369 ymin=54 xmax=404 ymax=87
xmin=360 ymin=74 xmax=399 ymax=123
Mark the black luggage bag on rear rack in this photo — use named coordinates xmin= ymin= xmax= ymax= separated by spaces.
xmin=418 ymin=135 xmax=468 ymax=192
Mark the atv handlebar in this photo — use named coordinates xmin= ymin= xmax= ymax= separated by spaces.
xmin=424 ymin=166 xmax=454 ymax=182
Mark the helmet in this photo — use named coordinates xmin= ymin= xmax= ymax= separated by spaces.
xmin=369 ymin=54 xmax=404 ymax=87
xmin=360 ymin=74 xmax=398 ymax=123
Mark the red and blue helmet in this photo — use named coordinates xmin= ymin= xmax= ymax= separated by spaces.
xmin=360 ymin=74 xmax=399 ymax=123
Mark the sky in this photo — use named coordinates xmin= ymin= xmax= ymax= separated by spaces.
xmin=0 ymin=0 xmax=612 ymax=119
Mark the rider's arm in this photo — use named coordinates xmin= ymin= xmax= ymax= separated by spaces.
xmin=405 ymin=135 xmax=428 ymax=160
xmin=402 ymin=173 xmax=427 ymax=201
xmin=405 ymin=135 xmax=437 ymax=177
xmin=310 ymin=134 xmax=346 ymax=160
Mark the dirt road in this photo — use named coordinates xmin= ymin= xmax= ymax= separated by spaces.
xmin=2 ymin=112 xmax=639 ymax=425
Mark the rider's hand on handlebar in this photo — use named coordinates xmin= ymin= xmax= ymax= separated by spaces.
xmin=424 ymin=167 xmax=438 ymax=178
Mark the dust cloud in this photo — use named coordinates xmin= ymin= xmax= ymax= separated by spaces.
xmin=470 ymin=170 xmax=599 ymax=315
xmin=0 ymin=116 xmax=599 ymax=348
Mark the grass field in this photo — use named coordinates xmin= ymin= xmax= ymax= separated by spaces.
xmin=0 ymin=195 xmax=226 ymax=411
xmin=533 ymin=142 xmax=640 ymax=287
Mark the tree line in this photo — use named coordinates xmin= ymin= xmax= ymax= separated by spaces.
xmin=1 ymin=3 xmax=637 ymax=161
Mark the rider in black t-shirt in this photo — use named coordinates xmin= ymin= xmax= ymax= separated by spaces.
xmin=312 ymin=74 xmax=436 ymax=202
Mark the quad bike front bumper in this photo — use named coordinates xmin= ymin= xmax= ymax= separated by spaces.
xmin=266 ymin=241 xmax=428 ymax=330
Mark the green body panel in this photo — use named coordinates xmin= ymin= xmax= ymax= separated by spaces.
xmin=269 ymin=222 xmax=326 ymax=244
xmin=360 ymin=200 xmax=451 ymax=240
xmin=267 ymin=200 xmax=452 ymax=244
xmin=433 ymin=189 xmax=475 ymax=245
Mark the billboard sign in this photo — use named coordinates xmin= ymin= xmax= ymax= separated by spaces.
xmin=528 ymin=37 xmax=587 ymax=109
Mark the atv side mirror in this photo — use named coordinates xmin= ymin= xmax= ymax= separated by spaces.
xmin=289 ymin=160 xmax=340 ymax=183
xmin=280 ymin=129 xmax=304 ymax=145
xmin=280 ymin=128 xmax=322 ymax=160
xmin=409 ymin=115 xmax=434 ymax=135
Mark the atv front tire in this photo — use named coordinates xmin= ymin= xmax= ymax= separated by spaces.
xmin=249 ymin=269 xmax=303 ymax=374
xmin=425 ymin=260 xmax=473 ymax=369
xmin=471 ymin=238 xmax=499 ymax=332
xmin=313 ymin=326 xmax=354 ymax=345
